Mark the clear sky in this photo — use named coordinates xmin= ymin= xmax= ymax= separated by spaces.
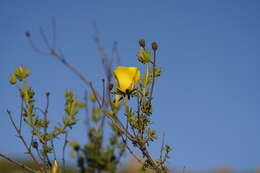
xmin=1 ymin=0 xmax=260 ymax=171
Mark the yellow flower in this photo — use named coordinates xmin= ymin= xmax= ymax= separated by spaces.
xmin=52 ymin=160 xmax=58 ymax=173
xmin=8 ymin=74 xmax=17 ymax=85
xmin=113 ymin=66 xmax=140 ymax=93
xmin=14 ymin=65 xmax=29 ymax=81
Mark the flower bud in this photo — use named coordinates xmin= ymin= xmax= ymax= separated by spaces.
xmin=139 ymin=39 xmax=145 ymax=48
xmin=151 ymin=42 xmax=158 ymax=51
xmin=52 ymin=160 xmax=59 ymax=173
xmin=69 ymin=97 xmax=79 ymax=116
xmin=138 ymin=48 xmax=151 ymax=64
xmin=25 ymin=31 xmax=31 ymax=37
xmin=65 ymin=90 xmax=73 ymax=100
xmin=15 ymin=66 xmax=29 ymax=81
xmin=46 ymin=92 xmax=50 ymax=97
xmin=9 ymin=74 xmax=17 ymax=85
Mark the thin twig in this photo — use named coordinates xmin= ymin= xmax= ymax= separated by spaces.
xmin=121 ymin=137 xmax=142 ymax=164
xmin=51 ymin=17 xmax=56 ymax=51
xmin=6 ymin=110 xmax=40 ymax=166
xmin=39 ymin=26 xmax=52 ymax=50
xmin=100 ymin=79 xmax=106 ymax=146
xmin=159 ymin=133 xmax=165 ymax=163
xmin=84 ymin=90 xmax=90 ymax=128
xmin=26 ymin=33 xmax=50 ymax=56
xmin=43 ymin=93 xmax=51 ymax=169
xmin=149 ymin=49 xmax=157 ymax=101
xmin=93 ymin=23 xmax=113 ymax=82
xmin=54 ymin=49 xmax=102 ymax=106
xmin=111 ymin=41 xmax=121 ymax=66
xmin=35 ymin=147 xmax=44 ymax=162
xmin=51 ymin=139 xmax=57 ymax=161
xmin=0 ymin=153 xmax=36 ymax=173
xmin=19 ymin=100 xmax=24 ymax=131
xmin=61 ymin=132 xmax=68 ymax=172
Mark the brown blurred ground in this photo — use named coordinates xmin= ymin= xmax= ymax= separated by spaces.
xmin=0 ymin=159 xmax=258 ymax=173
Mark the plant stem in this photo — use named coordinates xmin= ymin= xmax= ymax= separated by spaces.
xmin=61 ymin=132 xmax=68 ymax=172
xmin=149 ymin=50 xmax=156 ymax=101
xmin=7 ymin=110 xmax=40 ymax=167
xmin=0 ymin=153 xmax=36 ymax=173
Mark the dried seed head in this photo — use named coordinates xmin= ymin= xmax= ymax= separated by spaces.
xmin=139 ymin=39 xmax=146 ymax=48
xmin=46 ymin=92 xmax=50 ymax=96
xmin=151 ymin=42 xmax=158 ymax=51
xmin=25 ymin=31 xmax=31 ymax=37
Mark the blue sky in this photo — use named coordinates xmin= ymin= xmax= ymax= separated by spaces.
xmin=1 ymin=0 xmax=260 ymax=171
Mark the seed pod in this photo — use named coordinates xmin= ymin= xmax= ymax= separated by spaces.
xmin=139 ymin=39 xmax=146 ymax=48
xmin=151 ymin=42 xmax=158 ymax=51
xmin=25 ymin=31 xmax=31 ymax=37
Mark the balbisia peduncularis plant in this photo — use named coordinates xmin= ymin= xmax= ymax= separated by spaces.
xmin=1 ymin=24 xmax=172 ymax=173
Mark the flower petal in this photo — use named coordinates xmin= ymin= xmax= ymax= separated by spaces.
xmin=113 ymin=66 xmax=140 ymax=93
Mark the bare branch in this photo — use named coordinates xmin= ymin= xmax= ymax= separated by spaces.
xmin=121 ymin=137 xmax=143 ymax=164
xmin=0 ymin=153 xmax=36 ymax=173
xmin=51 ymin=17 xmax=57 ymax=51
xmin=51 ymin=139 xmax=57 ymax=161
xmin=6 ymin=110 xmax=40 ymax=167
xmin=111 ymin=41 xmax=121 ymax=66
xmin=160 ymin=133 xmax=165 ymax=163
xmin=149 ymin=49 xmax=157 ymax=101
xmin=19 ymin=100 xmax=24 ymax=131
xmin=61 ymin=132 xmax=69 ymax=172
